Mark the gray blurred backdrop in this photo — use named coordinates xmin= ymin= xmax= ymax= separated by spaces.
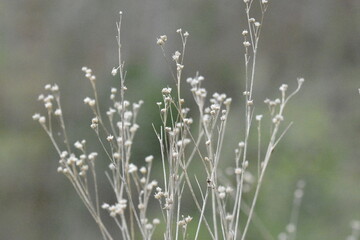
xmin=1 ymin=0 xmax=360 ymax=239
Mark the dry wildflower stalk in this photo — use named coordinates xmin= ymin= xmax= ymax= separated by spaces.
xmin=346 ymin=221 xmax=360 ymax=240
xmin=277 ymin=180 xmax=306 ymax=240
xmin=33 ymin=1 xmax=306 ymax=239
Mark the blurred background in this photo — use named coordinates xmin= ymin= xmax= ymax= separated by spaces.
xmin=1 ymin=0 xmax=359 ymax=239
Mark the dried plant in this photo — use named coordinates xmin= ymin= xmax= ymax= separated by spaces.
xmin=33 ymin=1 xmax=307 ymax=240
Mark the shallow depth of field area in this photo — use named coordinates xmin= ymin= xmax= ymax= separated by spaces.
xmin=0 ymin=0 xmax=359 ymax=240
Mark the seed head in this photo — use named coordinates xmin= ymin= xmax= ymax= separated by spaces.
xmin=39 ymin=116 xmax=46 ymax=124
xmin=111 ymin=67 xmax=118 ymax=76
xmin=153 ymin=218 xmax=160 ymax=225
xmin=107 ymin=135 xmax=114 ymax=141
xmin=145 ymin=155 xmax=154 ymax=163
xmin=32 ymin=113 xmax=40 ymax=121
xmin=235 ymin=168 xmax=242 ymax=175
xmin=54 ymin=109 xmax=62 ymax=116
xmin=243 ymin=41 xmax=251 ymax=47
xmin=156 ymin=35 xmax=167 ymax=45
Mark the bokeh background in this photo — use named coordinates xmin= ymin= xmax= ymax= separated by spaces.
xmin=1 ymin=0 xmax=359 ymax=239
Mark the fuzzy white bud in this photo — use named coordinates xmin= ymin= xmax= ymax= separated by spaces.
xmin=111 ymin=67 xmax=118 ymax=76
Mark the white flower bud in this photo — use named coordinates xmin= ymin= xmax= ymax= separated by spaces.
xmin=74 ymin=141 xmax=82 ymax=149
xmin=128 ymin=163 xmax=138 ymax=173
xmin=145 ymin=155 xmax=154 ymax=163
xmin=218 ymin=186 xmax=226 ymax=192
xmin=235 ymin=168 xmax=242 ymax=175
xmin=37 ymin=94 xmax=44 ymax=101
xmin=32 ymin=113 xmax=40 ymax=121
xmin=279 ymin=84 xmax=288 ymax=92
xmin=185 ymin=216 xmax=192 ymax=223
xmin=54 ymin=109 xmax=62 ymax=116
xmin=172 ymin=51 xmax=181 ymax=61
xmin=45 ymin=102 xmax=52 ymax=110
xmin=109 ymin=163 xmax=116 ymax=170
xmin=39 ymin=116 xmax=46 ymax=124
xmin=156 ymin=35 xmax=167 ymax=45
xmin=140 ymin=166 xmax=147 ymax=174
xmin=226 ymin=186 xmax=233 ymax=193
xmin=297 ymin=77 xmax=305 ymax=85
xmin=243 ymin=161 xmax=249 ymax=168
xmin=145 ymin=224 xmax=153 ymax=230
xmin=111 ymin=67 xmax=118 ymax=76
xmin=102 ymin=203 xmax=110 ymax=209
xmin=51 ymin=84 xmax=59 ymax=92
xmin=89 ymin=99 xmax=96 ymax=107
xmin=162 ymin=87 xmax=172 ymax=95
xmin=243 ymin=41 xmax=251 ymax=47
xmin=219 ymin=192 xmax=226 ymax=199
xmin=176 ymin=64 xmax=184 ymax=71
